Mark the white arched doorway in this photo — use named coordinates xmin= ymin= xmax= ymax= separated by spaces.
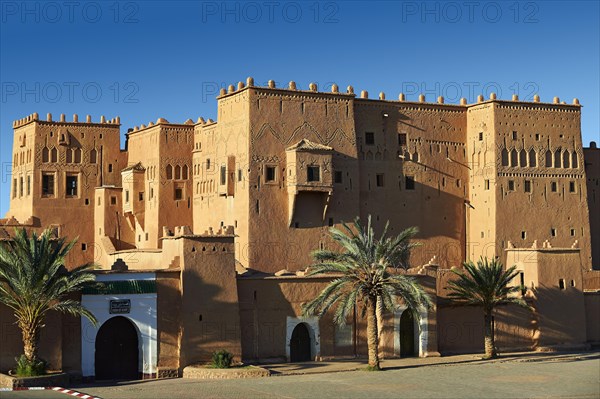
xmin=393 ymin=306 xmax=428 ymax=357
xmin=286 ymin=317 xmax=320 ymax=362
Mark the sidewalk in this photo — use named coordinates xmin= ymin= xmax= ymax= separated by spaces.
xmin=261 ymin=350 xmax=600 ymax=376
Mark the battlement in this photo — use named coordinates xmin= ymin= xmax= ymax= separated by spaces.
xmin=215 ymin=76 xmax=582 ymax=110
xmin=13 ymin=113 xmax=121 ymax=129
xmin=129 ymin=117 xmax=197 ymax=134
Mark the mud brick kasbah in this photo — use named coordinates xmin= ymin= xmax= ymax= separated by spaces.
xmin=2 ymin=77 xmax=599 ymax=379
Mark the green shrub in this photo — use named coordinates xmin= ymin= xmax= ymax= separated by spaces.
xmin=14 ymin=355 xmax=47 ymax=376
xmin=210 ymin=350 xmax=233 ymax=369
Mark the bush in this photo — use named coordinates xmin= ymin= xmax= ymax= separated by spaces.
xmin=14 ymin=355 xmax=47 ymax=376
xmin=210 ymin=350 xmax=233 ymax=369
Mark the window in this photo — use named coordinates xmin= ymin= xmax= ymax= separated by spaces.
xmin=398 ymin=133 xmax=407 ymax=146
xmin=175 ymin=188 xmax=183 ymax=200
xmin=42 ymin=147 xmax=49 ymax=162
xmin=484 ymin=179 xmax=490 ymax=190
xmin=559 ymin=279 xmax=565 ymax=290
xmin=478 ymin=132 xmax=483 ymax=141
xmin=334 ymin=171 xmax=343 ymax=184
xmin=365 ymin=132 xmax=375 ymax=145
xmin=376 ymin=174 xmax=385 ymax=187
xmin=12 ymin=179 xmax=17 ymax=198
xmin=307 ymin=166 xmax=320 ymax=182
xmin=405 ymin=175 xmax=415 ymax=190
xmin=182 ymin=165 xmax=188 ymax=179
xmin=570 ymin=228 xmax=575 ymax=236
xmin=520 ymin=272 xmax=526 ymax=296
xmin=50 ymin=148 xmax=57 ymax=162
xmin=551 ymin=228 xmax=556 ymax=237
xmin=220 ymin=166 xmax=227 ymax=185
xmin=570 ymin=280 xmax=575 ymax=287
xmin=569 ymin=181 xmax=575 ymax=193
xmin=521 ymin=231 xmax=526 ymax=239
xmin=551 ymin=181 xmax=557 ymax=192
xmin=238 ymin=169 xmax=242 ymax=182
xmin=26 ymin=176 xmax=31 ymax=196
xmin=206 ymin=159 xmax=211 ymax=170
xmin=139 ymin=192 xmax=144 ymax=201
xmin=508 ymin=180 xmax=515 ymax=191
xmin=328 ymin=218 xmax=334 ymax=227
xmin=42 ymin=174 xmax=55 ymax=197
xmin=512 ymin=131 xmax=517 ymax=140
xmin=150 ymin=188 xmax=154 ymax=199
xmin=166 ymin=164 xmax=173 ymax=180
xmin=175 ymin=165 xmax=181 ymax=180
xmin=90 ymin=149 xmax=97 ymax=164
xmin=19 ymin=177 xmax=23 ymax=197
xmin=535 ymin=133 xmax=540 ymax=141
xmin=81 ymin=243 xmax=87 ymax=251
xmin=265 ymin=166 xmax=276 ymax=182
xmin=110 ymin=196 xmax=117 ymax=205
xmin=108 ymin=163 xmax=113 ymax=173
xmin=125 ymin=190 xmax=130 ymax=203
xmin=524 ymin=180 xmax=531 ymax=193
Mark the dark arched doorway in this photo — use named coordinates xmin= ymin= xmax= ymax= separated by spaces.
xmin=400 ymin=310 xmax=416 ymax=357
xmin=95 ymin=316 xmax=139 ymax=380
xmin=290 ymin=323 xmax=312 ymax=362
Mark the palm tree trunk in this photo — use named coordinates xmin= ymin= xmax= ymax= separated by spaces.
xmin=483 ymin=310 xmax=497 ymax=359
xmin=366 ymin=296 xmax=380 ymax=369
xmin=21 ymin=325 xmax=40 ymax=362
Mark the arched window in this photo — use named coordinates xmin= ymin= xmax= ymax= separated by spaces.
xmin=196 ymin=182 xmax=200 ymax=194
xmin=545 ymin=150 xmax=552 ymax=167
xmin=175 ymin=165 xmax=181 ymax=180
xmin=42 ymin=147 xmax=49 ymax=163
xmin=572 ymin=152 xmax=578 ymax=168
xmin=510 ymin=149 xmax=518 ymax=167
xmin=74 ymin=148 xmax=81 ymax=163
xmin=90 ymin=148 xmax=97 ymax=164
xmin=554 ymin=149 xmax=561 ymax=168
xmin=412 ymin=151 xmax=419 ymax=162
xmin=501 ymin=148 xmax=509 ymax=166
xmin=562 ymin=151 xmax=570 ymax=168
xmin=66 ymin=149 xmax=72 ymax=163
xmin=519 ymin=150 xmax=527 ymax=167
xmin=182 ymin=165 xmax=189 ymax=180
xmin=50 ymin=148 xmax=57 ymax=163
xmin=166 ymin=164 xmax=173 ymax=180
xmin=529 ymin=149 xmax=536 ymax=167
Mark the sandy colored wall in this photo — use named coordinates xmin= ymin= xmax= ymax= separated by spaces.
xmin=156 ymin=271 xmax=182 ymax=371
xmin=584 ymin=293 xmax=600 ymax=343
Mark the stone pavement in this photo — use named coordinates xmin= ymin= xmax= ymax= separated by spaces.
xmin=261 ymin=350 xmax=600 ymax=375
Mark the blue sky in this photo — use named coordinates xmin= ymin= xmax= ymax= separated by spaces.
xmin=1 ymin=0 xmax=599 ymax=216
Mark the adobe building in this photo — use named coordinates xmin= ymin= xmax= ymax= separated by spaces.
xmin=1 ymin=77 xmax=599 ymax=379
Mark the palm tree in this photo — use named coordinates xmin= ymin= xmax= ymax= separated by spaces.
xmin=0 ymin=228 xmax=97 ymax=373
xmin=302 ymin=216 xmax=431 ymax=370
xmin=446 ymin=257 xmax=531 ymax=359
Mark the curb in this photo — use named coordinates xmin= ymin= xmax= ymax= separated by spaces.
xmin=0 ymin=386 xmax=102 ymax=398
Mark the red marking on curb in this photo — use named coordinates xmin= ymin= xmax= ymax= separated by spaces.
xmin=0 ymin=386 xmax=101 ymax=399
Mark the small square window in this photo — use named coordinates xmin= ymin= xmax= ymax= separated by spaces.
xmin=365 ymin=132 xmax=375 ymax=145
xmin=524 ymin=180 xmax=531 ymax=193
xmin=484 ymin=179 xmax=490 ymax=190
xmin=512 ymin=131 xmax=518 ymax=140
xmin=334 ymin=171 xmax=343 ymax=184
xmin=570 ymin=228 xmax=575 ymax=236
xmin=508 ymin=180 xmax=515 ymax=191
xmin=535 ymin=133 xmax=540 ymax=141
xmin=265 ymin=166 xmax=276 ymax=182
xmin=110 ymin=196 xmax=117 ymax=205
xmin=521 ymin=231 xmax=526 ymax=239
xmin=376 ymin=174 xmax=385 ymax=187
xmin=85 ymin=198 xmax=90 ymax=205
xmin=220 ymin=166 xmax=226 ymax=185
xmin=559 ymin=279 xmax=565 ymax=290
xmin=398 ymin=133 xmax=407 ymax=146
xmin=108 ymin=163 xmax=113 ymax=173
xmin=238 ymin=169 xmax=242 ymax=182
xmin=570 ymin=280 xmax=575 ymax=287
xmin=81 ymin=243 xmax=87 ymax=251
xmin=569 ymin=181 xmax=575 ymax=193
xmin=551 ymin=182 xmax=557 ymax=192
xmin=125 ymin=190 xmax=130 ymax=203
xmin=145 ymin=233 xmax=149 ymax=241
xmin=478 ymin=132 xmax=483 ymax=141
xmin=139 ymin=192 xmax=144 ymax=201
xmin=175 ymin=188 xmax=183 ymax=200
xmin=405 ymin=176 xmax=415 ymax=190
xmin=551 ymin=228 xmax=557 ymax=237
xmin=307 ymin=166 xmax=320 ymax=182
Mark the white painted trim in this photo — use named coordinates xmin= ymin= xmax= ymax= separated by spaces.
xmin=96 ymin=273 xmax=155 ymax=282
xmin=81 ymin=293 xmax=157 ymax=377
xmin=285 ymin=316 xmax=320 ymax=361
xmin=393 ymin=306 xmax=428 ymax=357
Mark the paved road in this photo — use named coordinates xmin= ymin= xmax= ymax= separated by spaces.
xmin=1 ymin=356 xmax=598 ymax=399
